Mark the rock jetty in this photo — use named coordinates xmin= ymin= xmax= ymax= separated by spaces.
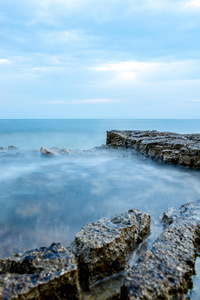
xmin=107 ymin=130 xmax=200 ymax=169
xmin=121 ymin=200 xmax=200 ymax=299
xmin=0 ymin=209 xmax=150 ymax=299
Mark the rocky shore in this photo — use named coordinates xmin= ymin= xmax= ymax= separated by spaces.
xmin=1 ymin=130 xmax=200 ymax=299
xmin=1 ymin=200 xmax=200 ymax=299
xmin=0 ymin=209 xmax=150 ymax=299
xmin=107 ymin=130 xmax=200 ymax=169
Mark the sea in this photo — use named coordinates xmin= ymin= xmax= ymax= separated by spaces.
xmin=0 ymin=119 xmax=200 ymax=298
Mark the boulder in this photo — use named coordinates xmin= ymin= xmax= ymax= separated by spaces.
xmin=40 ymin=147 xmax=55 ymax=156
xmin=121 ymin=200 xmax=200 ymax=299
xmin=72 ymin=209 xmax=150 ymax=289
xmin=0 ymin=243 xmax=80 ymax=300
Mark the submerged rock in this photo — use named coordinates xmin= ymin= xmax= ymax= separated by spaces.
xmin=106 ymin=130 xmax=200 ymax=169
xmin=40 ymin=147 xmax=55 ymax=156
xmin=0 ymin=243 xmax=80 ymax=300
xmin=8 ymin=145 xmax=18 ymax=150
xmin=72 ymin=209 xmax=150 ymax=289
xmin=121 ymin=200 xmax=200 ymax=299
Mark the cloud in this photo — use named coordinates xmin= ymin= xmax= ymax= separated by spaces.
xmin=92 ymin=59 xmax=200 ymax=84
xmin=0 ymin=59 xmax=11 ymax=64
xmin=72 ymin=99 xmax=114 ymax=104
xmin=44 ymin=100 xmax=66 ymax=105
xmin=185 ymin=0 xmax=200 ymax=8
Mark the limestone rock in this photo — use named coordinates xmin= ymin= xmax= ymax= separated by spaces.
xmin=0 ymin=243 xmax=80 ymax=300
xmin=106 ymin=130 xmax=200 ymax=170
xmin=72 ymin=209 xmax=150 ymax=289
xmin=40 ymin=147 xmax=55 ymax=156
xmin=121 ymin=200 xmax=200 ymax=299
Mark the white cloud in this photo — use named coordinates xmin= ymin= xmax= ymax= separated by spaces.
xmin=92 ymin=59 xmax=200 ymax=84
xmin=185 ymin=0 xmax=200 ymax=7
xmin=72 ymin=99 xmax=114 ymax=104
xmin=0 ymin=59 xmax=11 ymax=64
xmin=45 ymin=100 xmax=66 ymax=104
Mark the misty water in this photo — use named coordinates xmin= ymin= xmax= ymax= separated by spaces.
xmin=1 ymin=119 xmax=200 ymax=298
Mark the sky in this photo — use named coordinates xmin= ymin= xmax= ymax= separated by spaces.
xmin=0 ymin=0 xmax=200 ymax=119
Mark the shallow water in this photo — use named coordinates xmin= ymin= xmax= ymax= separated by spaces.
xmin=0 ymin=119 xmax=200 ymax=298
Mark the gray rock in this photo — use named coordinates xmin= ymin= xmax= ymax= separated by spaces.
xmin=106 ymin=130 xmax=200 ymax=170
xmin=8 ymin=145 xmax=18 ymax=150
xmin=121 ymin=200 xmax=200 ymax=299
xmin=40 ymin=147 xmax=55 ymax=156
xmin=0 ymin=243 xmax=80 ymax=300
xmin=72 ymin=209 xmax=150 ymax=289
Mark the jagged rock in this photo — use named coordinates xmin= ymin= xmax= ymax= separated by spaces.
xmin=8 ymin=145 xmax=18 ymax=150
xmin=72 ymin=209 xmax=150 ymax=289
xmin=121 ymin=200 xmax=200 ymax=299
xmin=0 ymin=243 xmax=80 ymax=300
xmin=106 ymin=130 xmax=200 ymax=169
xmin=40 ymin=147 xmax=55 ymax=156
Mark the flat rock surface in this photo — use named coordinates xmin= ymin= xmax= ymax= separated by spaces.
xmin=107 ymin=130 xmax=200 ymax=169
xmin=72 ymin=209 xmax=150 ymax=289
xmin=0 ymin=242 xmax=80 ymax=300
xmin=121 ymin=200 xmax=200 ymax=299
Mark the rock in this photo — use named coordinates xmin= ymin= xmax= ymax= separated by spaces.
xmin=0 ymin=147 xmax=7 ymax=150
xmin=40 ymin=147 xmax=55 ymax=156
xmin=72 ymin=209 xmax=150 ymax=289
xmin=8 ymin=145 xmax=18 ymax=150
xmin=106 ymin=130 xmax=200 ymax=170
xmin=60 ymin=149 xmax=73 ymax=154
xmin=121 ymin=200 xmax=200 ymax=299
xmin=0 ymin=243 xmax=80 ymax=300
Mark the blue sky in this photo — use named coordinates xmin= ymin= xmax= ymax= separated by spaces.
xmin=0 ymin=0 xmax=200 ymax=118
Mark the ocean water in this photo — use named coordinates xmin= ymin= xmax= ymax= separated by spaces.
xmin=0 ymin=119 xmax=200 ymax=298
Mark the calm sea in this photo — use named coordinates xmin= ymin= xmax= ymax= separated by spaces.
xmin=0 ymin=119 xmax=200 ymax=298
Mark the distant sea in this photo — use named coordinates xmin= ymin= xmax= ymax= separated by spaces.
xmin=0 ymin=119 xmax=200 ymax=298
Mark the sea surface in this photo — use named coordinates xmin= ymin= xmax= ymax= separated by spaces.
xmin=0 ymin=119 xmax=200 ymax=298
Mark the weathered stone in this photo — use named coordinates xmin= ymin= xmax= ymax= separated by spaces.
xmin=106 ymin=130 xmax=200 ymax=170
xmin=121 ymin=200 xmax=200 ymax=299
xmin=72 ymin=209 xmax=150 ymax=289
xmin=40 ymin=147 xmax=55 ymax=156
xmin=0 ymin=243 xmax=80 ymax=300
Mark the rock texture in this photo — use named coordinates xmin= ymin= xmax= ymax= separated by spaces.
xmin=72 ymin=209 xmax=150 ymax=289
xmin=121 ymin=200 xmax=200 ymax=299
xmin=0 ymin=243 xmax=80 ymax=300
xmin=107 ymin=130 xmax=200 ymax=169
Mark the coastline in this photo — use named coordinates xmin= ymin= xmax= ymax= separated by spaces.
xmin=1 ymin=130 xmax=200 ymax=299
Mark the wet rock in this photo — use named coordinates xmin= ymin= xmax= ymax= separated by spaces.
xmin=0 ymin=243 xmax=80 ymax=300
xmin=106 ymin=130 xmax=200 ymax=170
xmin=81 ymin=273 xmax=124 ymax=300
xmin=121 ymin=200 xmax=200 ymax=299
xmin=72 ymin=209 xmax=150 ymax=289
xmin=40 ymin=147 xmax=55 ymax=156
xmin=8 ymin=145 xmax=18 ymax=150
